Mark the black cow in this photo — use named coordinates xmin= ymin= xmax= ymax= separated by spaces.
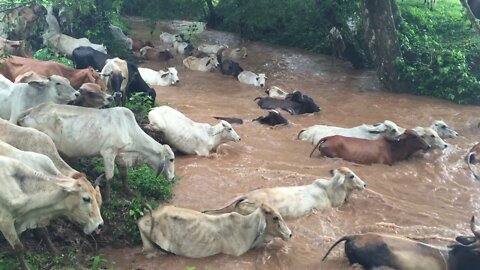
xmin=253 ymin=110 xmax=288 ymax=126
xmin=220 ymin=60 xmax=243 ymax=78
xmin=72 ymin=46 xmax=110 ymax=71
xmin=255 ymin=91 xmax=320 ymax=115
xmin=126 ymin=62 xmax=156 ymax=107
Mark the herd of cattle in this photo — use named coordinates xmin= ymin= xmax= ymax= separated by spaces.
xmin=0 ymin=3 xmax=479 ymax=270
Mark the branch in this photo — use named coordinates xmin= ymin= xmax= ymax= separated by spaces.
xmin=459 ymin=0 xmax=480 ymax=35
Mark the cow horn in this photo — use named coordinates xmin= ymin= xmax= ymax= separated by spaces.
xmin=156 ymin=160 xmax=165 ymax=178
xmin=471 ymin=216 xmax=480 ymax=239
xmin=94 ymin=173 xmax=105 ymax=187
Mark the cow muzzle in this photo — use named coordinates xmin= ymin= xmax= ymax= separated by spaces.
xmin=113 ymin=92 xmax=123 ymax=98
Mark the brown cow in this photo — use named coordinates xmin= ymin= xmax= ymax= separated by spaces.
xmin=131 ymin=37 xmax=154 ymax=51
xmin=309 ymin=129 xmax=431 ymax=165
xmin=139 ymin=46 xmax=174 ymax=63
xmin=466 ymin=142 xmax=480 ymax=180
xmin=0 ymin=56 xmax=106 ymax=91
xmin=73 ymin=83 xmax=113 ymax=108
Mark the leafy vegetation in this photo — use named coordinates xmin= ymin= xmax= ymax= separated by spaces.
xmin=32 ymin=47 xmax=73 ymax=67
xmin=396 ymin=0 xmax=480 ymax=104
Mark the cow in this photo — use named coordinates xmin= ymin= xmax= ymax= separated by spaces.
xmin=126 ymin=62 xmax=157 ymax=107
xmin=203 ymin=167 xmax=365 ymax=219
xmin=0 ymin=37 xmax=29 ymax=57
xmin=173 ymin=40 xmax=194 ymax=56
xmin=0 ymin=118 xmax=79 ymax=177
xmin=183 ymin=54 xmax=219 ymax=72
xmin=265 ymin=86 xmax=290 ymax=99
xmin=256 ymin=91 xmax=321 ymax=115
xmin=412 ymin=127 xmax=448 ymax=149
xmin=138 ymin=67 xmax=180 ymax=86
xmin=217 ymin=47 xmax=248 ymax=63
xmin=132 ymin=37 xmax=154 ymax=51
xmin=0 ymin=74 xmax=79 ymax=123
xmin=72 ymin=46 xmax=110 ymax=71
xmin=72 ymin=83 xmax=113 ymax=108
xmin=431 ymin=120 xmax=458 ymax=139
xmin=17 ymin=103 xmax=174 ymax=203
xmin=238 ymin=71 xmax=267 ymax=87
xmin=137 ymin=203 xmax=291 ymax=258
xmin=109 ymin=24 xmax=133 ymax=50
xmin=0 ymin=140 xmax=62 ymax=177
xmin=159 ymin=32 xmax=183 ymax=44
xmin=147 ymin=106 xmax=241 ymax=156
xmin=220 ymin=59 xmax=243 ymax=78
xmin=43 ymin=32 xmax=107 ymax=57
xmin=322 ymin=216 xmax=480 ymax=270
xmin=253 ymin=110 xmax=288 ymax=126
xmin=139 ymin=46 xmax=174 ymax=64
xmin=0 ymin=56 xmax=107 ymax=90
xmin=100 ymin=57 xmax=128 ymax=105
xmin=298 ymin=120 xmax=402 ymax=145
xmin=0 ymin=155 xmax=103 ymax=270
xmin=198 ymin=43 xmax=228 ymax=54
xmin=466 ymin=142 xmax=480 ymax=180
xmin=309 ymin=129 xmax=431 ymax=165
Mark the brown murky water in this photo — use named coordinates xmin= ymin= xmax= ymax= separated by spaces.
xmin=101 ymin=19 xmax=480 ymax=269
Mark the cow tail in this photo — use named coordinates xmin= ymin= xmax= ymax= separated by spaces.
xmin=322 ymin=236 xmax=350 ymax=262
xmin=202 ymin=196 xmax=247 ymax=215
xmin=467 ymin=152 xmax=479 ymax=180
xmin=309 ymin=137 xmax=327 ymax=158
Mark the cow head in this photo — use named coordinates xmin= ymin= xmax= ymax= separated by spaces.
xmin=261 ymin=203 xmax=292 ymax=241
xmin=163 ymin=67 xmax=180 ymax=85
xmin=448 ymin=216 xmax=480 ymax=269
xmin=432 ymin=120 xmax=458 ymax=138
xmin=61 ymin=173 xmax=104 ymax=234
xmin=391 ymin=129 xmax=431 ymax=151
xmin=79 ymin=83 xmax=113 ymax=108
xmin=29 ymin=75 xmax=79 ymax=103
xmin=256 ymin=73 xmax=267 ymax=87
xmin=417 ymin=127 xmax=448 ymax=149
xmin=163 ymin=145 xmax=175 ymax=181
xmin=206 ymin=54 xmax=219 ymax=69
xmin=217 ymin=120 xmax=241 ymax=143
xmin=329 ymin=167 xmax=366 ymax=191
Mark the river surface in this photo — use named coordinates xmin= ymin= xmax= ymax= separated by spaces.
xmin=100 ymin=18 xmax=480 ymax=270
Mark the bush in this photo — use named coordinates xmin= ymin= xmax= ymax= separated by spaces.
xmin=33 ymin=48 xmax=73 ymax=67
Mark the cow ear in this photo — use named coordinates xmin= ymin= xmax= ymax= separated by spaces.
xmin=161 ymin=73 xmax=168 ymax=78
xmin=206 ymin=59 xmax=211 ymax=66
xmin=335 ymin=175 xmax=345 ymax=187
xmin=28 ymin=80 xmax=48 ymax=89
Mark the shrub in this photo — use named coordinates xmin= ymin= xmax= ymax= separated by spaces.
xmin=33 ymin=48 xmax=73 ymax=67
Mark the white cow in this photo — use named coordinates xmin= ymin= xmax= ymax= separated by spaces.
xmin=137 ymin=203 xmax=291 ymax=258
xmin=298 ymin=120 xmax=402 ymax=145
xmin=204 ymin=167 xmax=365 ymax=219
xmin=173 ymin=40 xmax=193 ymax=55
xmin=147 ymin=106 xmax=241 ymax=156
xmin=17 ymin=103 xmax=175 ymax=203
xmin=159 ymin=32 xmax=182 ymax=44
xmin=0 ymin=155 xmax=103 ymax=270
xmin=412 ymin=127 xmax=448 ymax=149
xmin=138 ymin=67 xmax=179 ymax=86
xmin=198 ymin=43 xmax=228 ymax=54
xmin=431 ymin=120 xmax=459 ymax=139
xmin=109 ymin=24 xmax=133 ymax=50
xmin=0 ymin=74 xmax=79 ymax=123
xmin=44 ymin=32 xmax=107 ymax=57
xmin=0 ymin=118 xmax=79 ymax=177
xmin=238 ymin=71 xmax=267 ymax=87
xmin=183 ymin=54 xmax=219 ymax=72
xmin=265 ymin=86 xmax=290 ymax=99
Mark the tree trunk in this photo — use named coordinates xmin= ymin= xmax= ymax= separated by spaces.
xmin=204 ymin=0 xmax=219 ymax=28
xmin=363 ymin=0 xmax=405 ymax=92
xmin=459 ymin=0 xmax=480 ymax=35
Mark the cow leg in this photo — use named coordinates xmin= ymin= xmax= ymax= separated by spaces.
xmin=118 ymin=165 xmax=135 ymax=196
xmin=0 ymin=221 xmax=30 ymax=270
xmin=101 ymin=150 xmax=116 ymax=204
xmin=35 ymin=227 xmax=60 ymax=256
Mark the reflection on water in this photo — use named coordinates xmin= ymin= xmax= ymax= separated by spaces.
xmin=101 ymin=19 xmax=480 ymax=270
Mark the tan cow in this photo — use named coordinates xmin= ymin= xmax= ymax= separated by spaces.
xmin=0 ymin=156 xmax=103 ymax=270
xmin=203 ymin=167 xmax=365 ymax=219
xmin=182 ymin=54 xmax=219 ymax=72
xmin=137 ymin=203 xmax=291 ymax=258
xmin=0 ymin=118 xmax=77 ymax=177
xmin=0 ymin=56 xmax=107 ymax=90
xmin=73 ymin=83 xmax=113 ymax=108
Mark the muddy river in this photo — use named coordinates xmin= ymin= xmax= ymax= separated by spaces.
xmin=100 ymin=19 xmax=480 ymax=269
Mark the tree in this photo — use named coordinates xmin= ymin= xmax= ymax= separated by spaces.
xmin=459 ymin=0 xmax=480 ymax=35
xmin=362 ymin=0 xmax=405 ymax=91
